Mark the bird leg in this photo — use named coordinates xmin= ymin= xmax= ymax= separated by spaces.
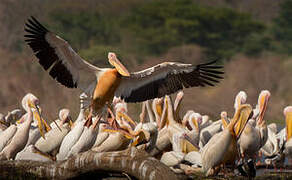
xmin=84 ymin=115 xmax=93 ymax=128
xmin=107 ymin=106 xmax=118 ymax=130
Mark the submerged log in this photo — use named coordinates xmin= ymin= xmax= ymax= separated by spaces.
xmin=0 ymin=147 xmax=186 ymax=180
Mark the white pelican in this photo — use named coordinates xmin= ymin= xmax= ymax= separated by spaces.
xmin=5 ymin=109 xmax=24 ymax=124
xmin=147 ymin=98 xmax=171 ymax=156
xmin=152 ymin=92 xmax=190 ymax=156
xmin=199 ymin=91 xmax=247 ymax=149
xmin=15 ymin=145 xmax=53 ymax=162
xmin=0 ymin=93 xmax=47 ymax=160
xmin=174 ymin=112 xmax=202 ymax=153
xmin=201 ymin=104 xmax=252 ymax=176
xmin=67 ymin=117 xmax=101 ymax=158
xmin=160 ymin=105 xmax=202 ymax=167
xmin=35 ymin=109 xmax=72 ymax=155
xmin=129 ymin=102 xmax=159 ymax=151
xmin=92 ymin=108 xmax=138 ymax=153
xmin=0 ymin=124 xmax=17 ymax=152
xmin=152 ymin=98 xmax=164 ymax=129
xmin=238 ymin=90 xmax=270 ymax=160
xmin=199 ymin=120 xmax=223 ymax=149
xmin=56 ymin=94 xmax=87 ymax=161
xmin=200 ymin=115 xmax=212 ymax=130
xmin=260 ymin=124 xmax=279 ymax=158
xmin=283 ymin=106 xmax=292 ymax=158
xmin=24 ymin=17 xmax=223 ymax=118
xmin=0 ymin=110 xmax=23 ymax=132
xmin=174 ymin=91 xmax=184 ymax=123
xmin=160 ymin=95 xmax=200 ymax=153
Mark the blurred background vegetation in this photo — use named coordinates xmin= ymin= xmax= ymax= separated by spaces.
xmin=0 ymin=0 xmax=292 ymax=124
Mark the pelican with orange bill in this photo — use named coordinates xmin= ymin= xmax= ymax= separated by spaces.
xmin=24 ymin=16 xmax=224 ymax=119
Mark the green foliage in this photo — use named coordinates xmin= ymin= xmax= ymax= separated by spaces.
xmin=272 ymin=0 xmax=292 ymax=54
xmin=46 ymin=0 xmax=268 ymax=61
xmin=49 ymin=10 xmax=120 ymax=50
xmin=124 ymin=0 xmax=265 ymax=58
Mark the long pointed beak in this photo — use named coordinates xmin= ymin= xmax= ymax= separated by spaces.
xmin=17 ymin=118 xmax=25 ymax=124
xmin=258 ymin=94 xmax=269 ymax=125
xmin=117 ymin=112 xmax=136 ymax=126
xmin=68 ymin=116 xmax=74 ymax=128
xmin=34 ymin=105 xmax=46 ymax=139
xmin=159 ymin=99 xmax=168 ymax=130
xmin=286 ymin=112 xmax=292 ymax=140
xmin=131 ymin=130 xmax=149 ymax=147
xmin=191 ymin=117 xmax=199 ymax=131
xmin=233 ymin=104 xmax=253 ymax=138
xmin=108 ymin=52 xmax=130 ymax=77
xmin=156 ymin=103 xmax=163 ymax=117
xmin=37 ymin=107 xmax=51 ymax=133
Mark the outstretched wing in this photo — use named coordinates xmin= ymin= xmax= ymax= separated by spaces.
xmin=24 ymin=16 xmax=101 ymax=93
xmin=115 ymin=61 xmax=224 ymax=102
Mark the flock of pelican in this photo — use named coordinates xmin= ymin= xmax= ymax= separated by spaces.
xmin=1 ymin=90 xmax=292 ymax=177
xmin=0 ymin=16 xmax=290 ymax=178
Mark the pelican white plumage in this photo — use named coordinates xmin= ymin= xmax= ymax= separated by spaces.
xmin=0 ymin=124 xmax=17 ymax=152
xmin=283 ymin=106 xmax=292 ymax=158
xmin=0 ymin=93 xmax=46 ymax=160
xmin=56 ymin=94 xmax=87 ymax=161
xmin=201 ymin=104 xmax=252 ymax=176
xmin=0 ymin=110 xmax=23 ymax=132
xmin=5 ymin=109 xmax=24 ymax=125
xmin=35 ymin=109 xmax=72 ymax=155
xmin=15 ymin=145 xmax=53 ymax=162
xmin=238 ymin=90 xmax=270 ymax=159
xmin=260 ymin=124 xmax=279 ymax=157
xmin=199 ymin=91 xmax=247 ymax=149
xmin=91 ymin=103 xmax=135 ymax=153
xmin=91 ymin=130 xmax=130 ymax=153
xmin=67 ymin=117 xmax=101 ymax=158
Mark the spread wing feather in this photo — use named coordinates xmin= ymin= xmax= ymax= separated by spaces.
xmin=24 ymin=16 xmax=100 ymax=93
xmin=115 ymin=61 xmax=224 ymax=102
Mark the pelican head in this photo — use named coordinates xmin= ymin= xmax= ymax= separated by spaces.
xmin=21 ymin=93 xmax=49 ymax=139
xmin=5 ymin=109 xmax=23 ymax=124
xmin=284 ymin=106 xmax=292 ymax=141
xmin=234 ymin=91 xmax=247 ymax=110
xmin=108 ymin=52 xmax=130 ymax=77
xmin=152 ymin=98 xmax=163 ymax=117
xmin=182 ymin=110 xmax=195 ymax=127
xmin=189 ymin=113 xmax=202 ymax=131
xmin=175 ymin=91 xmax=184 ymax=102
xmin=257 ymin=90 xmax=270 ymax=126
xmin=59 ymin=109 xmax=73 ymax=127
xmin=114 ymin=102 xmax=128 ymax=114
xmin=131 ymin=129 xmax=150 ymax=147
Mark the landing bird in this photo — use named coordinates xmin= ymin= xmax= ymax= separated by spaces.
xmin=24 ymin=17 xmax=224 ymax=115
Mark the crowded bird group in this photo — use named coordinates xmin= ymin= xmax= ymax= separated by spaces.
xmin=1 ymin=90 xmax=291 ymax=177
xmin=0 ymin=16 xmax=290 ymax=178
